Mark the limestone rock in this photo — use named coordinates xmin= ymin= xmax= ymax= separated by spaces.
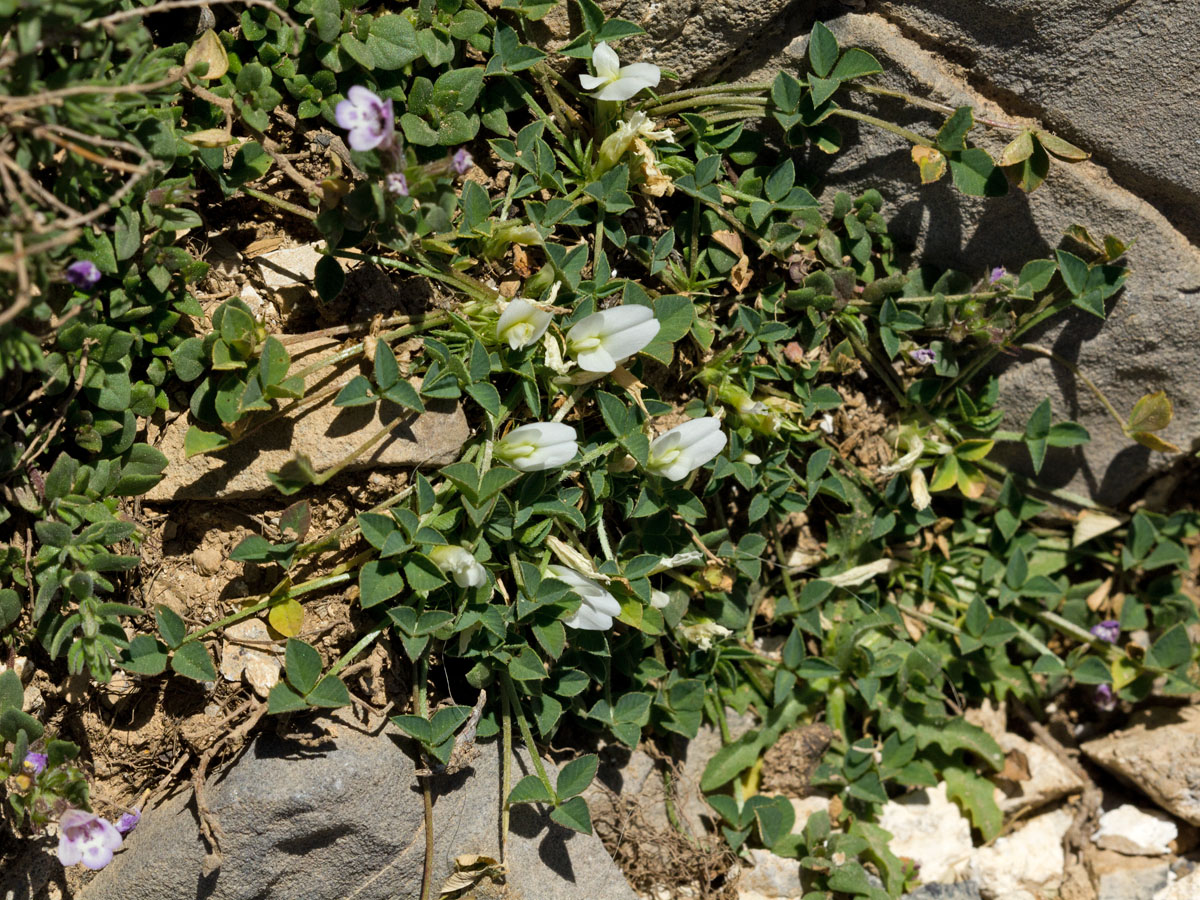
xmin=993 ymin=731 xmax=1084 ymax=815
xmin=1093 ymin=804 xmax=1178 ymax=856
xmin=737 ymin=848 xmax=802 ymax=900
xmin=1155 ymin=868 xmax=1200 ymax=900
xmin=1089 ymin=847 xmax=1171 ymax=900
xmin=903 ymin=883 xmax=983 ymax=900
xmin=255 ymin=243 xmax=325 ymax=290
xmin=147 ymin=336 xmax=469 ymax=500
xmin=82 ymin=710 xmax=635 ymax=900
xmin=967 ymin=807 xmax=1072 ymax=900
xmin=748 ymin=13 xmax=1200 ymax=504
xmin=877 ymin=783 xmax=973 ymax=884
xmin=218 ymin=618 xmax=282 ymax=698
xmin=1082 ymin=706 xmax=1200 ymax=826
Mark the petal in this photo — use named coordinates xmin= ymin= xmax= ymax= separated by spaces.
xmin=591 ymin=42 xmax=620 ymax=79
xmin=680 ymin=429 xmax=728 ymax=471
xmin=656 ymin=416 xmax=722 ymax=449
xmin=584 ymin=591 xmax=622 ymax=619
xmin=574 ymin=345 xmax=618 ymax=373
xmin=599 ymin=318 xmax=660 ymax=362
xmin=564 ymin=605 xmax=610 ymax=630
xmin=619 ymin=63 xmax=661 ymax=90
xmin=347 ymin=128 xmax=384 ymax=152
xmin=516 ymin=441 xmax=578 ymax=472
xmin=80 ymin=843 xmax=115 ymax=870
xmin=347 ymin=85 xmax=381 ymax=109
xmin=578 ymin=72 xmax=608 ymax=90
xmin=516 ymin=421 xmax=578 ymax=446
xmin=57 ymin=839 xmax=83 ymax=866
xmin=334 ymin=100 xmax=362 ymax=129
xmin=592 ymin=76 xmax=653 ymax=102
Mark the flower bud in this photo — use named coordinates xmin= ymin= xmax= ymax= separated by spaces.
xmin=548 ymin=564 xmax=622 ymax=630
xmin=494 ymin=422 xmax=579 ymax=472
xmin=429 ymin=545 xmax=488 ymax=588
xmin=646 ymin=417 xmax=727 ymax=482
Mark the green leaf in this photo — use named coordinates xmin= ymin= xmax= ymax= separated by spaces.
xmin=1127 ymin=391 xmax=1173 ymax=433
xmin=121 ymin=634 xmax=169 ymax=675
xmin=0 ymin=588 xmax=19 ymax=630
xmin=360 ymin=560 xmax=405 ymax=608
xmin=0 ymin=670 xmax=22 ymax=713
xmin=915 ymin=719 xmax=1004 ymax=770
xmin=808 ymin=75 xmax=839 ymax=108
xmin=944 ymin=764 xmax=1003 ymax=841
xmin=0 ymin=708 xmax=42 ymax=743
xmin=306 ymin=675 xmax=351 ymax=708
xmin=285 ymin=638 xmax=323 ymax=695
xmin=1055 ymin=250 xmax=1089 ymax=296
xmin=508 ymin=773 xmax=554 ymax=805
xmin=335 ymin=375 xmax=375 ymax=407
xmin=765 ymin=159 xmax=795 ymax=202
xmin=315 ymin=255 xmax=344 ymax=302
xmin=367 ymin=14 xmax=422 ymax=69
xmin=830 ymin=47 xmax=881 ymax=81
xmin=949 ymin=148 xmax=1008 ymax=196
xmin=403 ymin=553 xmax=448 ymax=593
xmin=808 ymin=22 xmax=839 ymax=78
xmin=936 ymin=107 xmax=974 ymax=152
xmin=267 ymin=681 xmax=308 ymax=714
xmin=170 ymin=642 xmax=217 ymax=682
xmin=555 ymin=754 xmax=598 ymax=800
xmin=392 ymin=714 xmax=434 ymax=744
xmin=155 ymin=605 xmax=187 ymax=648
xmin=1147 ymin=624 xmax=1192 ymax=670
xmin=184 ymin=427 xmax=230 ymax=458
xmin=549 ymin=795 xmax=593 ymax=835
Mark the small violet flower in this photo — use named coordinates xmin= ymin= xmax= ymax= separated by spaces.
xmin=989 ymin=266 xmax=1007 ymax=284
xmin=429 ymin=545 xmax=488 ymax=588
xmin=579 ymin=42 xmax=661 ymax=102
xmin=452 ymin=148 xmax=474 ymax=175
xmin=497 ymin=298 xmax=554 ymax=351
xmin=566 ymin=305 xmax=661 ymax=373
xmin=335 ymin=86 xmax=395 ymax=152
xmin=115 ymin=810 xmax=141 ymax=835
xmin=385 ymin=172 xmax=409 ymax=197
xmin=646 ymin=417 xmax=728 ymax=482
xmin=65 ymin=260 xmax=101 ymax=290
xmin=494 ymin=422 xmax=579 ymax=473
xmin=23 ymin=751 xmax=47 ymax=775
xmin=1094 ymin=683 xmax=1117 ymax=712
xmin=57 ymin=809 xmax=122 ymax=870
xmin=548 ymin=564 xmax=622 ymax=631
xmin=909 ymin=347 xmax=937 ymax=366
xmin=1090 ymin=620 xmax=1121 ymax=644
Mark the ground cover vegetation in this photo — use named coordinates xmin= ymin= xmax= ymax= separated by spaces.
xmin=0 ymin=0 xmax=1195 ymax=896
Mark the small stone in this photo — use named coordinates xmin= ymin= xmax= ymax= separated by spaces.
xmin=219 ymin=618 xmax=283 ymax=698
xmin=255 ymin=243 xmax=324 ymax=289
xmin=993 ymin=731 xmax=1084 ymax=814
xmin=902 ymin=883 xmax=983 ymax=900
xmin=968 ymin=807 xmax=1072 ymax=900
xmin=193 ymin=547 xmax=223 ymax=576
xmin=738 ymin=848 xmax=802 ymax=899
xmin=22 ymin=684 xmax=44 ymax=717
xmin=1155 ymin=868 xmax=1200 ymax=900
xmin=1089 ymin=847 xmax=1171 ymax=900
xmin=1093 ymin=804 xmax=1178 ymax=856
xmin=161 ymin=519 xmax=178 ymax=541
xmin=878 ymin=783 xmax=973 ymax=884
xmin=100 ymin=671 xmax=136 ymax=711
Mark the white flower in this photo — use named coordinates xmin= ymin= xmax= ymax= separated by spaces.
xmin=650 ymin=589 xmax=671 ymax=609
xmin=497 ymin=298 xmax=554 ymax=351
xmin=429 ymin=545 xmax=487 ymax=588
xmin=625 ymin=111 xmax=674 ymax=143
xmin=646 ymin=417 xmax=727 ymax=481
xmin=566 ymin=305 xmax=660 ymax=373
xmin=579 ymin=42 xmax=661 ymax=102
xmin=57 ymin=810 xmax=122 ymax=870
xmin=739 ymin=452 xmax=762 ymax=465
xmin=679 ymin=620 xmax=732 ymax=650
xmin=910 ymin=468 xmax=932 ymax=511
xmin=494 ymin=422 xmax=579 ymax=472
xmin=818 ymin=413 xmax=835 ymax=435
xmin=548 ymin=564 xmax=622 ymax=630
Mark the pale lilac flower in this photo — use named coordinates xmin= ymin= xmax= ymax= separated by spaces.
xmin=115 ymin=810 xmax=140 ymax=835
xmin=429 ymin=545 xmax=487 ymax=588
xmin=56 ymin=809 xmax=122 ymax=870
xmin=646 ymin=417 xmax=727 ymax=482
xmin=909 ymin=348 xmax=937 ymax=366
xmin=497 ymin=298 xmax=554 ymax=350
xmin=65 ymin=260 xmax=101 ymax=289
xmin=385 ymin=172 xmax=408 ymax=197
xmin=548 ymin=564 xmax=622 ymax=630
xmin=1094 ymin=684 xmax=1117 ymax=711
xmin=23 ymin=751 xmax=47 ymax=775
xmin=452 ymin=148 xmax=474 ymax=175
xmin=989 ymin=266 xmax=1007 ymax=284
xmin=565 ymin=305 xmax=660 ymax=373
xmin=335 ymin=86 xmax=395 ymax=152
xmin=1090 ymin=620 xmax=1120 ymax=644
xmin=579 ymin=42 xmax=661 ymax=102
xmin=494 ymin=422 xmax=579 ymax=472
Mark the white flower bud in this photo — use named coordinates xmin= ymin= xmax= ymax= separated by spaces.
xmin=910 ymin=467 xmax=932 ymax=511
xmin=646 ymin=417 xmax=727 ymax=482
xmin=650 ymin=589 xmax=671 ymax=610
xmin=429 ymin=545 xmax=487 ymax=588
xmin=494 ymin=422 xmax=579 ymax=472
xmin=566 ymin=305 xmax=661 ymax=373
xmin=548 ymin=564 xmax=622 ymax=630
xmin=497 ymin=298 xmax=554 ymax=350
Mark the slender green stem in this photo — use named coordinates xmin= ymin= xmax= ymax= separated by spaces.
xmin=500 ymin=678 xmax=513 ymax=865
xmin=848 ymin=82 xmax=1025 ymax=131
xmin=311 ymin=414 xmax=411 ymax=487
xmin=240 ymin=187 xmax=317 ymax=221
xmin=645 ymin=95 xmax=769 ymax=118
xmin=1018 ymin=343 xmax=1128 ymax=433
xmin=829 ymin=108 xmax=935 ymax=147
xmin=288 ymin=311 xmax=451 ymax=383
xmin=501 ymin=672 xmax=556 ymax=800
xmin=415 ymin=655 xmax=434 ymax=900
xmin=647 ymin=82 xmax=771 ymax=106
xmin=325 ymin=621 xmax=386 ymax=679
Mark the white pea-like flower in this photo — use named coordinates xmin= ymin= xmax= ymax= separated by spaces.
xmin=566 ymin=305 xmax=660 ymax=373
xmin=497 ymin=298 xmax=554 ymax=351
xmin=579 ymin=42 xmax=661 ymax=102
xmin=494 ymin=422 xmax=579 ymax=472
xmin=429 ymin=545 xmax=487 ymax=588
xmin=650 ymin=589 xmax=671 ymax=610
xmin=549 ymin=564 xmax=622 ymax=630
xmin=679 ymin=620 xmax=732 ymax=650
xmin=646 ymin=417 xmax=727 ymax=481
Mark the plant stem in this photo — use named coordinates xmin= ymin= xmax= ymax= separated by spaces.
xmin=239 ymin=187 xmax=316 ymax=221
xmin=847 ymin=82 xmax=1025 ymax=131
xmin=500 ymin=677 xmax=513 ymax=866
xmin=325 ymin=620 xmax=386 ymax=679
xmin=829 ymin=108 xmax=935 ymax=147
xmin=500 ymin=672 xmax=556 ymax=800
xmin=1017 ymin=343 xmax=1128 ymax=433
xmin=415 ymin=654 xmax=434 ymax=900
xmin=648 ymin=82 xmax=771 ymax=105
xmin=645 ymin=95 xmax=769 ymax=118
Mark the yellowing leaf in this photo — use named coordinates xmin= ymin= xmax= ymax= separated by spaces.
xmin=1126 ymin=390 xmax=1173 ymax=433
xmin=185 ymin=128 xmax=236 ymax=148
xmin=267 ymin=597 xmax=304 ymax=638
xmin=185 ymin=29 xmax=229 ymax=80
xmin=1111 ymin=656 xmax=1140 ymax=691
xmin=1036 ymin=130 xmax=1089 ymax=161
xmin=999 ymin=130 xmax=1035 ymax=166
xmin=1131 ymin=431 xmax=1182 ymax=454
xmin=911 ymin=146 xmax=947 ymax=184
xmin=929 ymin=455 xmax=959 ymax=492
xmin=1072 ymin=513 xmax=1123 ymax=547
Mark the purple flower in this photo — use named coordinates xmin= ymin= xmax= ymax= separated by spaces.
xmin=334 ymin=86 xmax=395 ymax=153
xmin=1094 ymin=683 xmax=1117 ymax=712
xmin=65 ymin=260 xmax=101 ymax=289
xmin=1090 ymin=620 xmax=1120 ymax=644
xmin=988 ymin=266 xmax=1007 ymax=284
xmin=452 ymin=148 xmax=474 ymax=175
xmin=56 ymin=809 xmax=122 ymax=870
xmin=115 ymin=810 xmax=141 ymax=835
xmin=23 ymin=751 xmax=47 ymax=775
xmin=385 ymin=172 xmax=409 ymax=197
xmin=909 ymin=348 xmax=937 ymax=366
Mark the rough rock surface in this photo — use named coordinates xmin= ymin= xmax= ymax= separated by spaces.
xmin=903 ymin=884 xmax=983 ymax=900
xmin=737 ymin=848 xmax=803 ymax=899
xmin=993 ymin=731 xmax=1083 ymax=814
xmin=82 ymin=710 xmax=635 ymax=900
xmin=877 ymin=782 xmax=973 ymax=883
xmin=146 ymin=336 xmax=469 ymax=500
xmin=1155 ymin=868 xmax=1200 ymax=900
xmin=1093 ymin=803 xmax=1178 ymax=856
xmin=1089 ymin=848 xmax=1172 ymax=900
xmin=1082 ymin=706 xmax=1200 ymax=826
xmin=740 ymin=12 xmax=1200 ymax=504
xmin=967 ymin=807 xmax=1071 ymax=900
